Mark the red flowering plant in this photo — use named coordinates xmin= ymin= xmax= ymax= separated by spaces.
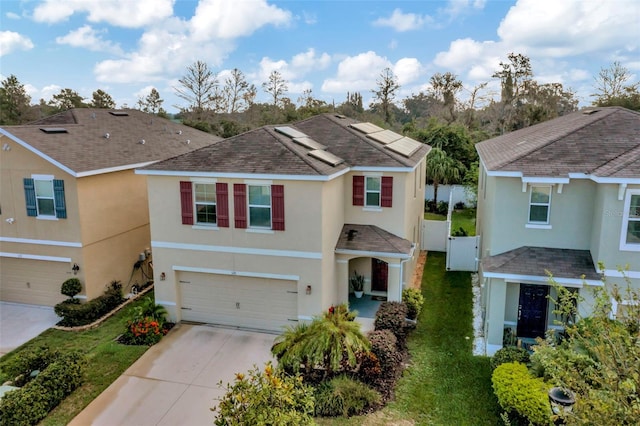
xmin=119 ymin=297 xmax=172 ymax=346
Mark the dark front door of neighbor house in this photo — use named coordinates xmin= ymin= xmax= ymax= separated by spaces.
xmin=517 ymin=284 xmax=549 ymax=338
xmin=371 ymin=258 xmax=388 ymax=291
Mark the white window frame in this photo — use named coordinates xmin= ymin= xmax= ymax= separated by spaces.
xmin=527 ymin=185 xmax=552 ymax=226
xmin=248 ymin=184 xmax=272 ymax=229
xmin=32 ymin=174 xmax=56 ymax=219
xmin=620 ymin=189 xmax=640 ymax=252
xmin=365 ymin=176 xmax=381 ymax=208
xmin=193 ymin=182 xmax=217 ymax=226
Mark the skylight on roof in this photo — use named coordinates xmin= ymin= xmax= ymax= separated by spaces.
xmin=109 ymin=111 xmax=129 ymax=116
xmin=293 ymin=137 xmax=326 ymax=150
xmin=308 ymin=149 xmax=344 ymax=166
xmin=40 ymin=127 xmax=68 ymax=134
xmin=367 ymin=129 xmax=403 ymax=145
xmin=350 ymin=122 xmax=384 ymax=134
xmin=275 ymin=126 xmax=308 ymax=139
xmin=385 ymin=137 xmax=422 ymax=157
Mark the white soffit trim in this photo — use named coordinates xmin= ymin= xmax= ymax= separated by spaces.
xmin=0 ymin=129 xmax=76 ymax=177
xmin=521 ymin=177 xmax=570 ymax=184
xmin=485 ymin=170 xmax=522 ymax=177
xmin=482 ymin=271 xmax=603 ymax=287
xmin=0 ymin=252 xmax=72 ymax=262
xmin=152 ymin=241 xmax=322 ymax=259
xmin=135 ymin=168 xmax=350 ymax=182
xmin=0 ymin=237 xmax=82 ymax=248
xmin=599 ymin=268 xmax=640 ymax=280
xmin=350 ymin=166 xmax=414 ymax=172
xmin=76 ymin=161 xmax=156 ymax=177
xmin=173 ymin=265 xmax=300 ymax=281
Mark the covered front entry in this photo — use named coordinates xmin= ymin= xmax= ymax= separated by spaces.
xmin=516 ymin=284 xmax=549 ymax=338
xmin=178 ymin=272 xmax=298 ymax=332
xmin=0 ymin=257 xmax=70 ymax=306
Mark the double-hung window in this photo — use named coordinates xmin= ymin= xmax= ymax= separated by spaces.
xmin=194 ymin=183 xmax=217 ymax=225
xmin=23 ymin=176 xmax=67 ymax=219
xmin=248 ymin=185 xmax=271 ymax=228
xmin=528 ymin=185 xmax=551 ymax=224
xmin=621 ymin=189 xmax=640 ymax=251
xmin=365 ymin=177 xmax=381 ymax=207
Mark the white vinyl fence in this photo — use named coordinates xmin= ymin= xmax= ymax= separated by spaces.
xmin=425 ymin=184 xmax=476 ymax=207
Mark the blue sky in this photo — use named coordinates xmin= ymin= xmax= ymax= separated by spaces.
xmin=1 ymin=0 xmax=639 ymax=114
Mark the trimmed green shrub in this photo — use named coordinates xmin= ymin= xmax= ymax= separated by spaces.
xmin=314 ymin=375 xmax=381 ymax=417
xmin=60 ymin=278 xmax=82 ymax=299
xmin=213 ymin=362 xmax=314 ymax=426
xmin=0 ymin=351 xmax=85 ymax=426
xmin=491 ymin=346 xmax=531 ymax=371
xmin=1 ymin=345 xmax=59 ymax=387
xmin=492 ymin=362 xmax=552 ymax=426
xmin=402 ymin=288 xmax=424 ymax=320
xmin=54 ymin=281 xmax=124 ymax=327
xmin=374 ymin=301 xmax=409 ymax=349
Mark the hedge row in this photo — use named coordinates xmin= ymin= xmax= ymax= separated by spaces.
xmin=492 ymin=362 xmax=551 ymax=425
xmin=0 ymin=351 xmax=85 ymax=426
xmin=54 ymin=282 xmax=124 ymax=327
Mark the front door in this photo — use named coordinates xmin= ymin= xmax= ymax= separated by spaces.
xmin=517 ymin=284 xmax=549 ymax=338
xmin=371 ymin=259 xmax=388 ymax=292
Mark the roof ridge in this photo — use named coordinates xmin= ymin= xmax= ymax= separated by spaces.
xmin=491 ymin=108 xmax=618 ymax=171
xmin=592 ymin=143 xmax=640 ymax=176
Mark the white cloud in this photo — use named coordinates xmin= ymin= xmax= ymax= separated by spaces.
xmin=33 ymin=0 xmax=174 ymax=28
xmin=372 ymin=9 xmax=432 ymax=32
xmin=498 ymin=0 xmax=639 ymax=57
xmin=0 ymin=31 xmax=34 ymax=56
xmin=56 ymin=25 xmax=123 ymax=55
xmin=290 ymin=49 xmax=331 ymax=74
xmin=322 ymin=51 xmax=393 ymax=93
xmin=442 ymin=0 xmax=487 ymax=19
xmin=394 ymin=58 xmax=423 ymax=85
xmin=6 ymin=12 xmax=21 ymax=20
xmin=190 ymin=0 xmax=291 ymax=40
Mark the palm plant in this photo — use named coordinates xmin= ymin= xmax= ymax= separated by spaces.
xmin=425 ymin=147 xmax=463 ymax=207
xmin=132 ymin=296 xmax=167 ymax=323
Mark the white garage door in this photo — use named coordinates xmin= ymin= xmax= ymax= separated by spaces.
xmin=179 ymin=272 xmax=298 ymax=332
xmin=1 ymin=258 xmax=69 ymax=306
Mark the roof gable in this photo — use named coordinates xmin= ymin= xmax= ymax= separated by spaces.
xmin=476 ymin=107 xmax=640 ymax=179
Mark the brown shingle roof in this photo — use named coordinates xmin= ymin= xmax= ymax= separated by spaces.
xmin=335 ymin=224 xmax=414 ymax=257
xmin=481 ymin=246 xmax=601 ymax=281
xmin=476 ymin=107 xmax=640 ymax=178
xmin=0 ymin=109 xmax=220 ymax=175
xmin=142 ymin=113 xmax=431 ymax=175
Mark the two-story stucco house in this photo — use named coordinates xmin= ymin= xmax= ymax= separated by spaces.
xmin=476 ymin=106 xmax=640 ymax=355
xmin=136 ymin=113 xmax=430 ymax=332
xmin=0 ymin=109 xmax=218 ymax=306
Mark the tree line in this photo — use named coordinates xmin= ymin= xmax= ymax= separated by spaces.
xmin=1 ymin=56 xmax=638 ymax=196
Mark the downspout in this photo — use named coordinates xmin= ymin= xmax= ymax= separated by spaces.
xmin=399 ymin=243 xmax=417 ymax=300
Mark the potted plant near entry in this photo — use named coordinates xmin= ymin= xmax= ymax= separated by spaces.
xmin=350 ymin=271 xmax=365 ymax=298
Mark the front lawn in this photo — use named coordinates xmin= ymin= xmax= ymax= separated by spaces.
xmin=0 ymin=293 xmax=153 ymax=425
xmin=318 ymin=252 xmax=500 ymax=425
xmin=424 ymin=208 xmax=476 ymax=236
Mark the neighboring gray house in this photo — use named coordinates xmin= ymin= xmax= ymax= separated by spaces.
xmin=475 ymin=107 xmax=640 ymax=355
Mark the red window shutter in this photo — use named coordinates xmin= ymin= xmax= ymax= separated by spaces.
xmin=381 ymin=176 xmax=393 ymax=207
xmin=216 ymin=183 xmax=229 ymax=227
xmin=272 ymin=185 xmax=285 ymax=231
xmin=180 ymin=181 xmax=193 ymax=225
xmin=353 ymin=176 xmax=364 ymax=206
xmin=234 ymin=184 xmax=247 ymax=228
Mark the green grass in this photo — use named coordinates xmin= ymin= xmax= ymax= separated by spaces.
xmin=424 ymin=208 xmax=476 ymax=236
xmin=318 ymin=252 xmax=500 ymax=425
xmin=0 ymin=293 xmax=154 ymax=425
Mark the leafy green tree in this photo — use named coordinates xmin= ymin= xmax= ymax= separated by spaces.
xmin=371 ymin=67 xmax=400 ymax=124
xmin=425 ymin=147 xmax=463 ymax=203
xmin=90 ymin=89 xmax=116 ymax=109
xmin=49 ymin=88 xmax=86 ymax=111
xmin=591 ymin=62 xmax=640 ymax=111
xmin=0 ymin=74 xmax=33 ymax=124
xmin=531 ymin=271 xmax=640 ymax=425
xmin=429 ymin=72 xmax=463 ymax=122
xmin=272 ymin=304 xmax=370 ymax=378
xmin=262 ymin=70 xmax=288 ymax=107
xmin=137 ymin=88 xmax=164 ymax=114
xmin=213 ymin=362 xmax=315 ymax=426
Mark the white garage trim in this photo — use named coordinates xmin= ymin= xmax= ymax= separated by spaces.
xmin=0 ymin=252 xmax=72 ymax=262
xmin=172 ymin=265 xmax=300 ymax=281
xmin=153 ymin=241 xmax=322 ymax=259
xmin=0 ymin=237 xmax=82 ymax=247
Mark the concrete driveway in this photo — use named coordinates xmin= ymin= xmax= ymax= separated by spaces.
xmin=0 ymin=302 xmax=60 ymax=357
xmin=69 ymin=324 xmax=277 ymax=426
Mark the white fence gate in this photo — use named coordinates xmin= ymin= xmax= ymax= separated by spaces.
xmin=421 ymin=191 xmax=479 ymax=272
xmin=446 ymin=236 xmax=480 ymax=272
